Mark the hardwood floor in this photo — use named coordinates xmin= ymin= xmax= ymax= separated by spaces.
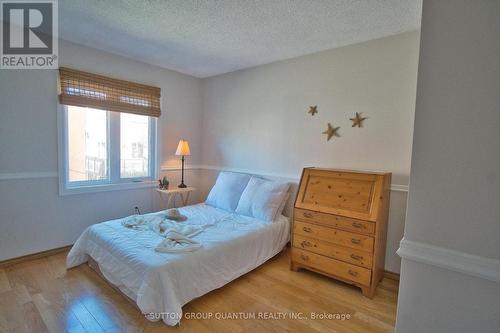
xmin=0 ymin=249 xmax=398 ymax=333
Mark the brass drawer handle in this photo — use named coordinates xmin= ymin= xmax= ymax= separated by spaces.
xmin=303 ymin=212 xmax=313 ymax=218
xmin=352 ymin=222 xmax=364 ymax=229
xmin=351 ymin=238 xmax=361 ymax=244
xmin=300 ymin=240 xmax=312 ymax=248
xmin=300 ymin=254 xmax=309 ymax=261
xmin=302 ymin=226 xmax=312 ymax=233
xmin=350 ymin=254 xmax=363 ymax=261
xmin=348 ymin=269 xmax=359 ymax=277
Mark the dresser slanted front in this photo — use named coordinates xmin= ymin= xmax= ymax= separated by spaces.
xmin=290 ymin=168 xmax=391 ymax=298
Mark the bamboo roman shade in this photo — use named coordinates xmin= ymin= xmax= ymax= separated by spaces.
xmin=58 ymin=67 xmax=161 ymax=117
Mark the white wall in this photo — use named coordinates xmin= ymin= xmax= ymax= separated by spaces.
xmin=0 ymin=32 xmax=420 ymax=274
xmin=396 ymin=1 xmax=500 ymax=332
xmin=0 ymin=40 xmax=203 ymax=261
xmin=199 ymin=31 xmax=420 ymax=273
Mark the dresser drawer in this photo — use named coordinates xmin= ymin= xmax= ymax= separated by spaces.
xmin=293 ymin=235 xmax=373 ymax=268
xmin=294 ymin=208 xmax=375 ymax=235
xmin=292 ymin=248 xmax=371 ymax=286
xmin=294 ymin=221 xmax=374 ymax=252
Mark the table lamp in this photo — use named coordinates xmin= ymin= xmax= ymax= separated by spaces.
xmin=175 ymin=139 xmax=191 ymax=188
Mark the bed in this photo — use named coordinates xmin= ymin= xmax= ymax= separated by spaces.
xmin=67 ymin=202 xmax=290 ymax=326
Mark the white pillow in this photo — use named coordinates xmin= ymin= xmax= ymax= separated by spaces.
xmin=235 ymin=177 xmax=290 ymax=222
xmin=206 ymin=172 xmax=251 ymax=212
xmin=277 ymin=191 xmax=290 ymax=217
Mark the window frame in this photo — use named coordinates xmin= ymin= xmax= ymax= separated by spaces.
xmin=117 ymin=112 xmax=157 ymax=183
xmin=58 ymin=105 xmax=158 ymax=196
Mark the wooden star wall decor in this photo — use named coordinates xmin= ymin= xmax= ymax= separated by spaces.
xmin=308 ymin=105 xmax=318 ymax=116
xmin=322 ymin=123 xmax=340 ymax=141
xmin=350 ymin=112 xmax=367 ymax=128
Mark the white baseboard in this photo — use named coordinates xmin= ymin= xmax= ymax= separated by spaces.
xmin=0 ymin=171 xmax=58 ymax=180
xmin=397 ymin=238 xmax=500 ymax=284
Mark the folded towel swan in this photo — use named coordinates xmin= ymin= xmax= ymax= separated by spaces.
xmin=165 ymin=208 xmax=187 ymax=221
xmin=155 ymin=231 xmax=202 ymax=253
xmin=121 ymin=215 xmax=148 ymax=229
xmin=149 ymin=220 xmax=213 ymax=238
xmin=121 ymin=213 xmax=213 ymax=252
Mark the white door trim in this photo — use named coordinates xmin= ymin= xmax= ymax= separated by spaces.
xmin=398 ymin=238 xmax=500 ymax=284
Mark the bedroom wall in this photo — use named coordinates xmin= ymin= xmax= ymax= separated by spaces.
xmin=0 ymin=40 xmax=203 ymax=261
xmin=198 ymin=31 xmax=420 ymax=273
xmin=0 ymin=32 xmax=419 ymax=272
xmin=395 ymin=0 xmax=500 ymax=332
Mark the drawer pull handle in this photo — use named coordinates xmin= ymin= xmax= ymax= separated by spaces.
xmin=351 ymin=238 xmax=361 ymax=244
xmin=300 ymin=254 xmax=309 ymax=261
xmin=302 ymin=226 xmax=312 ymax=233
xmin=301 ymin=240 xmax=312 ymax=247
xmin=352 ymin=222 xmax=364 ymax=229
xmin=303 ymin=212 xmax=313 ymax=218
xmin=350 ymin=254 xmax=363 ymax=261
xmin=348 ymin=269 xmax=359 ymax=277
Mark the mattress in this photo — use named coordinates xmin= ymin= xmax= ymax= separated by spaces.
xmin=67 ymin=203 xmax=290 ymax=326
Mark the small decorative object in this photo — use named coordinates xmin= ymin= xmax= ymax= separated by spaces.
xmin=165 ymin=208 xmax=187 ymax=222
xmin=350 ymin=112 xmax=367 ymax=128
xmin=322 ymin=123 xmax=340 ymax=141
xmin=308 ymin=105 xmax=318 ymax=116
xmin=175 ymin=139 xmax=191 ymax=188
xmin=158 ymin=176 xmax=169 ymax=189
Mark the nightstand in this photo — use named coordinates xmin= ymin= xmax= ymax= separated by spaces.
xmin=156 ymin=187 xmax=196 ymax=209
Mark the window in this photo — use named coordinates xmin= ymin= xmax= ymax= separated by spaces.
xmin=57 ymin=67 xmax=161 ymax=195
xmin=67 ymin=106 xmax=108 ymax=183
xmin=62 ymin=105 xmax=156 ymax=193
xmin=120 ymin=113 xmax=150 ymax=178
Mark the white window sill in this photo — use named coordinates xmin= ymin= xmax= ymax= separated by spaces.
xmin=59 ymin=180 xmax=158 ymax=196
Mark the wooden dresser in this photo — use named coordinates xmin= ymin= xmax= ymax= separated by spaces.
xmin=290 ymin=168 xmax=391 ymax=298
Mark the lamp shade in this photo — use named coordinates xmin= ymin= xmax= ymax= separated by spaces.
xmin=175 ymin=140 xmax=191 ymax=156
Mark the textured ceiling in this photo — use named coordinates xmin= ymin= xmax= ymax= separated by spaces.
xmin=59 ymin=0 xmax=422 ymax=78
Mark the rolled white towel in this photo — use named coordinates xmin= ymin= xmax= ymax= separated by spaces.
xmin=165 ymin=208 xmax=187 ymax=221
xmin=121 ymin=215 xmax=146 ymax=229
xmin=155 ymin=231 xmax=202 ymax=253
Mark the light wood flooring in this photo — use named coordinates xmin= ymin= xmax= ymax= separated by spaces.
xmin=0 ymin=249 xmax=398 ymax=333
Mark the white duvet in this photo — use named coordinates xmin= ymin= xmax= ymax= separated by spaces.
xmin=67 ymin=203 xmax=290 ymax=326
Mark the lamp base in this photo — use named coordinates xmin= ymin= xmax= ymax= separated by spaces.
xmin=178 ymin=155 xmax=187 ymax=188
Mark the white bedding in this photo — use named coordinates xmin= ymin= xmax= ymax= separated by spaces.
xmin=67 ymin=203 xmax=290 ymax=326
